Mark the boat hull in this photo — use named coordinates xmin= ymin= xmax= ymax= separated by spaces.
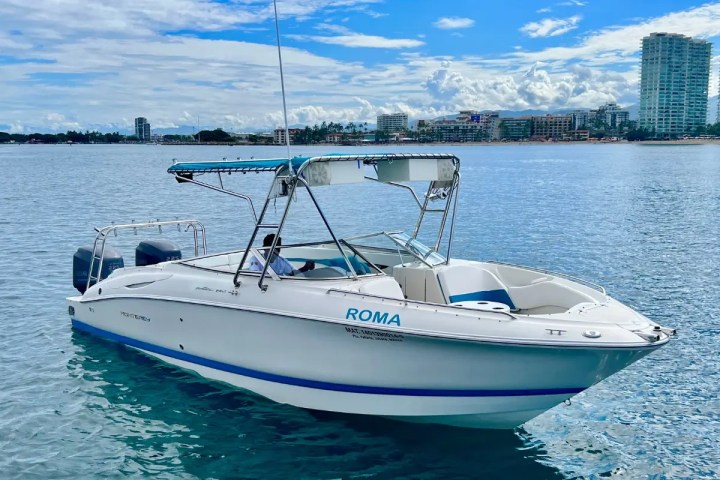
xmin=69 ymin=295 xmax=658 ymax=429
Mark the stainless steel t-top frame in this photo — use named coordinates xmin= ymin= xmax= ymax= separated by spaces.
xmin=168 ymin=153 xmax=460 ymax=292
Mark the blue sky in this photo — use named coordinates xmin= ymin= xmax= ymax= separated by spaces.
xmin=0 ymin=0 xmax=719 ymax=132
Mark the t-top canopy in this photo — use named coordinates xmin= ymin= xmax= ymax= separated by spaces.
xmin=167 ymin=157 xmax=302 ymax=174
xmin=167 ymin=153 xmax=459 ymax=180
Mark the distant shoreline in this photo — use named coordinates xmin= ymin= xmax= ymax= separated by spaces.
xmin=3 ymin=139 xmax=719 ymax=147
xmin=431 ymin=139 xmax=720 ymax=146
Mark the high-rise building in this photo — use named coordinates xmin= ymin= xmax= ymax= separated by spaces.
xmin=377 ymin=113 xmax=408 ymax=133
xmin=135 ymin=117 xmax=150 ymax=142
xmin=639 ymin=33 xmax=711 ymax=138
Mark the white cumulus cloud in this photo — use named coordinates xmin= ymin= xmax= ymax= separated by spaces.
xmin=288 ymin=23 xmax=424 ymax=48
xmin=422 ymin=61 xmax=634 ymax=112
xmin=521 ymin=15 xmax=581 ymax=38
xmin=433 ymin=17 xmax=475 ymax=30
xmin=511 ymin=4 xmax=720 ymax=66
xmin=43 ymin=112 xmax=82 ymax=131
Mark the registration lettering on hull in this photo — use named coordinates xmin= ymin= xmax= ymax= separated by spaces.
xmin=346 ymin=308 xmax=400 ymax=326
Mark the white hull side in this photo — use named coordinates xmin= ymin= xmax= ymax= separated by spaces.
xmin=141 ymin=347 xmax=572 ymax=429
xmin=69 ymin=296 xmax=657 ymax=429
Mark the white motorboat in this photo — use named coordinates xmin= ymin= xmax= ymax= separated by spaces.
xmin=67 ymin=153 xmax=675 ymax=428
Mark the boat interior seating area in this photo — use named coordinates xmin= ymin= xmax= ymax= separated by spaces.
xmin=436 ymin=264 xmax=517 ymax=308
xmin=487 ymin=263 xmax=600 ymax=314
xmin=185 ymin=245 xmax=602 ymax=315
xmin=337 ymin=276 xmax=406 ymax=299
xmin=392 ymin=260 xmax=600 ymax=315
xmin=392 ymin=262 xmax=445 ymax=304
xmin=185 ymin=245 xmax=380 ymax=279
xmin=184 ymin=252 xmax=246 ymax=272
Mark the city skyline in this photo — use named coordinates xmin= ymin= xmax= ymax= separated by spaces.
xmin=1 ymin=1 xmax=720 ymax=133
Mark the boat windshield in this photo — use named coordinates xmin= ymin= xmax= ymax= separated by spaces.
xmin=230 ymin=239 xmax=385 ymax=279
xmin=386 ymin=232 xmax=447 ymax=266
xmin=343 ymin=231 xmax=447 ymax=267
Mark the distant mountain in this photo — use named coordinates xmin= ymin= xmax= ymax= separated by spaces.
xmin=496 ymin=109 xmax=555 ymax=118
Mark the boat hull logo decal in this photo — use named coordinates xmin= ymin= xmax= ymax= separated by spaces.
xmin=121 ymin=311 xmax=150 ymax=322
xmin=346 ymin=308 xmax=400 ymax=326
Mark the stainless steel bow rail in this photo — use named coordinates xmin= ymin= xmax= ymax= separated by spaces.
xmin=86 ymin=219 xmax=207 ymax=291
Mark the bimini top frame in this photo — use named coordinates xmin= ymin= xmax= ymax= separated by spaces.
xmin=168 ymin=153 xmax=461 ymax=290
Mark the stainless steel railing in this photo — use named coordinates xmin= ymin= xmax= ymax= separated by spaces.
xmin=86 ymin=219 xmax=207 ymax=291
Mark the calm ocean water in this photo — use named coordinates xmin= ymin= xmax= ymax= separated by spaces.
xmin=0 ymin=143 xmax=718 ymax=479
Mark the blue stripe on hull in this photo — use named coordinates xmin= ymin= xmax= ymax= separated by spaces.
xmin=71 ymin=319 xmax=586 ymax=398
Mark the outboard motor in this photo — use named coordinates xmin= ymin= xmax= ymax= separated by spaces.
xmin=73 ymin=245 xmax=124 ymax=293
xmin=135 ymin=239 xmax=182 ymax=266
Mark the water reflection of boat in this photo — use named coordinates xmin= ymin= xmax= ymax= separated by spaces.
xmin=67 ymin=153 xmax=675 ymax=428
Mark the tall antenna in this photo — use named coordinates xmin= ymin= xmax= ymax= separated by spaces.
xmin=273 ymin=0 xmax=292 ymax=162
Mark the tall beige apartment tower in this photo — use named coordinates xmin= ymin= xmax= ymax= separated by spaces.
xmin=639 ymin=33 xmax=711 ymax=138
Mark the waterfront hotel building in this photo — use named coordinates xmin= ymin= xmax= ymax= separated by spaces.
xmin=377 ymin=113 xmax=408 ymax=133
xmin=639 ymin=33 xmax=711 ymax=138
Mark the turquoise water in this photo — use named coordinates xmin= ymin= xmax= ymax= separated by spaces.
xmin=1 ymin=143 xmax=718 ymax=479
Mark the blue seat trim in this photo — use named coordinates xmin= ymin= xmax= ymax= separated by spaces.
xmin=71 ymin=319 xmax=582 ymax=397
xmin=448 ymin=289 xmax=516 ymax=310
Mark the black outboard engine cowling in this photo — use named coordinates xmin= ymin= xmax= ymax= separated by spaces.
xmin=136 ymin=239 xmax=182 ymax=267
xmin=73 ymin=245 xmax=124 ymax=293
